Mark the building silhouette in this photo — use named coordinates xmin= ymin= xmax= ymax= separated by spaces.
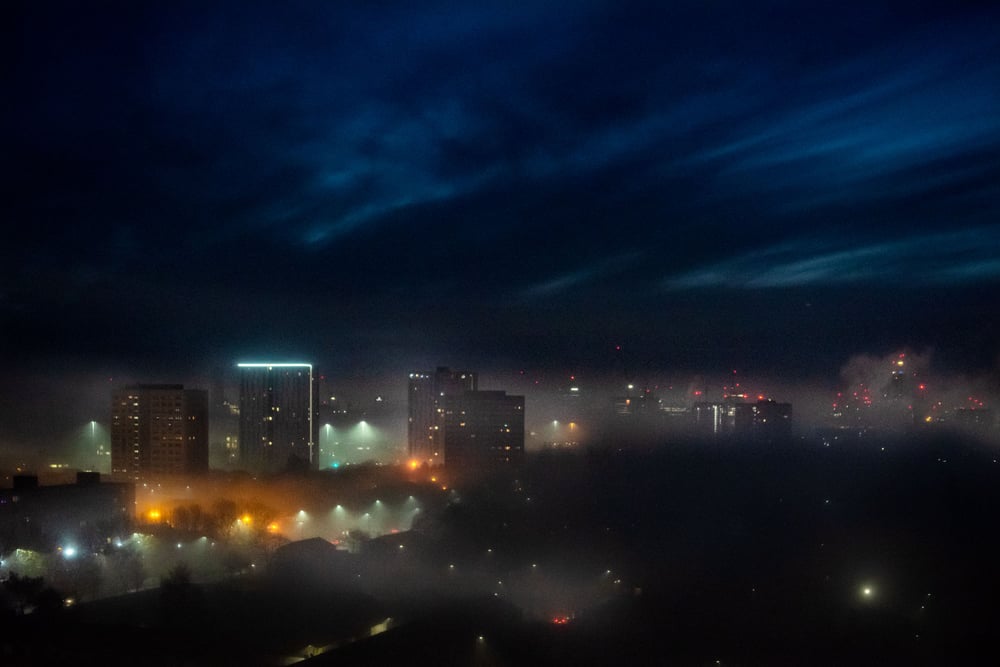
xmin=110 ymin=384 xmax=208 ymax=481
xmin=0 ymin=472 xmax=134 ymax=551
xmin=238 ymin=363 xmax=318 ymax=473
xmin=408 ymin=367 xmax=477 ymax=465
xmin=693 ymin=398 xmax=791 ymax=441
xmin=442 ymin=390 xmax=525 ymax=470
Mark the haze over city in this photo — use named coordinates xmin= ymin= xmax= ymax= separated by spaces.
xmin=3 ymin=1 xmax=1000 ymax=664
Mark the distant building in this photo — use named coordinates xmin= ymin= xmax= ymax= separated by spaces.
xmin=614 ymin=389 xmax=662 ymax=418
xmin=442 ymin=390 xmax=525 ymax=470
xmin=0 ymin=472 xmax=134 ymax=551
xmin=952 ymin=408 xmax=994 ymax=433
xmin=693 ymin=399 xmax=791 ymax=441
xmin=111 ymin=384 xmax=208 ymax=481
xmin=269 ymin=537 xmax=356 ymax=587
xmin=751 ymin=399 xmax=793 ymax=441
xmin=408 ymin=367 xmax=477 ymax=465
xmin=238 ymin=363 xmax=318 ymax=473
xmin=693 ymin=401 xmax=751 ymax=436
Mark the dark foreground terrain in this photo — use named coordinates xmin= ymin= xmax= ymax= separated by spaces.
xmin=4 ymin=433 xmax=999 ymax=665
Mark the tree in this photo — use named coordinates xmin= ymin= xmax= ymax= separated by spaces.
xmin=50 ymin=553 xmax=103 ymax=602
xmin=106 ymin=544 xmax=146 ymax=593
xmin=211 ymin=499 xmax=239 ymax=539
xmin=159 ymin=563 xmax=203 ymax=627
xmin=172 ymin=503 xmax=209 ymax=533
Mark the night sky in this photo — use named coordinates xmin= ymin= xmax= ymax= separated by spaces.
xmin=4 ymin=2 xmax=1000 ymax=449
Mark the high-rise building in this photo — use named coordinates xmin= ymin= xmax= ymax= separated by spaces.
xmin=111 ymin=384 xmax=208 ymax=481
xmin=408 ymin=367 xmax=477 ymax=465
xmin=692 ymin=398 xmax=791 ymax=441
xmin=238 ymin=363 xmax=318 ymax=473
xmin=442 ymin=390 xmax=525 ymax=470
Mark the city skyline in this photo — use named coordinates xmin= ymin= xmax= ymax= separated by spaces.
xmin=1 ymin=348 xmax=993 ymax=473
xmin=4 ymin=2 xmax=999 ymax=392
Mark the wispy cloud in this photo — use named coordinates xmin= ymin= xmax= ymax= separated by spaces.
xmin=663 ymin=228 xmax=1000 ymax=289
xmin=521 ymin=251 xmax=642 ymax=299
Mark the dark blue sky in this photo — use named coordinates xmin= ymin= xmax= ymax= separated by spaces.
xmin=5 ymin=0 xmax=1000 ymax=392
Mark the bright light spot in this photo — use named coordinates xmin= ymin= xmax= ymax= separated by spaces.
xmin=408 ymin=459 xmax=420 ymax=470
xmin=63 ymin=547 xmax=77 ymax=558
xmin=147 ymin=509 xmax=161 ymax=521
xmin=241 ymin=514 xmax=253 ymax=525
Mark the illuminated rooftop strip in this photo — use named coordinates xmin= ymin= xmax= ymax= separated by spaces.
xmin=237 ymin=363 xmax=312 ymax=368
